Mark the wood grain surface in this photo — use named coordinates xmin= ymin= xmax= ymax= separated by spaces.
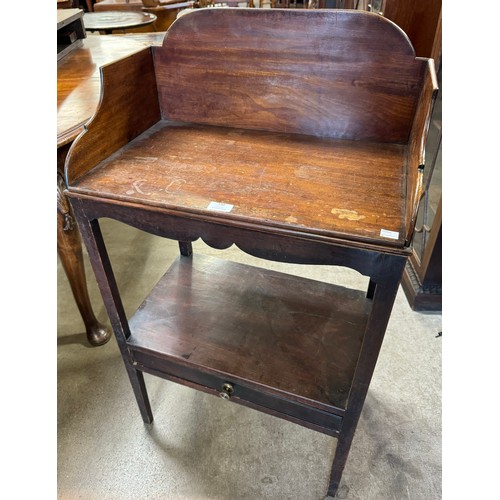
xmin=128 ymin=254 xmax=371 ymax=410
xmin=57 ymin=34 xmax=164 ymax=147
xmin=155 ymin=8 xmax=426 ymax=142
xmin=71 ymin=121 xmax=408 ymax=245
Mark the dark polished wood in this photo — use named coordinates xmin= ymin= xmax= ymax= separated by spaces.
xmin=57 ymin=33 xmax=164 ymax=147
xmin=129 ymin=255 xmax=370 ymax=411
xmin=402 ymin=202 xmax=442 ymax=311
xmin=58 ymin=145 xmax=110 ymax=346
xmin=64 ymin=9 xmax=437 ymax=496
xmin=155 ymin=9 xmax=424 ymax=143
xmin=58 ymin=33 xmax=164 ymax=346
xmin=71 ymin=122 xmax=409 ymax=245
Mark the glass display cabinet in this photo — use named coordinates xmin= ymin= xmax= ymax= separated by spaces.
xmin=402 ymin=64 xmax=442 ymax=312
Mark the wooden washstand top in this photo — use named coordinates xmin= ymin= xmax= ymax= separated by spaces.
xmin=65 ymin=8 xmax=438 ymax=250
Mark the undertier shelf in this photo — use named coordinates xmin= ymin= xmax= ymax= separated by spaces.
xmin=127 ymin=254 xmax=372 ymax=430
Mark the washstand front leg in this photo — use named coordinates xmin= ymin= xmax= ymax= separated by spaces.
xmin=71 ymin=205 xmax=154 ymax=424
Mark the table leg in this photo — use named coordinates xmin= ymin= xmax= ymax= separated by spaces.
xmin=327 ymin=255 xmax=406 ymax=496
xmin=57 ymin=175 xmax=111 ymax=346
xmin=70 ymin=210 xmax=153 ymax=423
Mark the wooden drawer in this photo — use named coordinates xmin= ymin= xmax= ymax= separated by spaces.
xmin=126 ymin=254 xmax=373 ymax=435
xmin=131 ymin=348 xmax=343 ymax=435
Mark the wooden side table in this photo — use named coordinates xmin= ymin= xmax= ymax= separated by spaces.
xmin=64 ymin=9 xmax=437 ymax=496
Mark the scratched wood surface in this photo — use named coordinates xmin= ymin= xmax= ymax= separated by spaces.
xmin=65 ymin=9 xmax=437 ymax=248
xmin=71 ymin=121 xmax=408 ymax=245
xmin=128 ymin=254 xmax=371 ymax=410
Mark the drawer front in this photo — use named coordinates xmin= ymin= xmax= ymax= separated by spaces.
xmin=131 ymin=349 xmax=342 ymax=434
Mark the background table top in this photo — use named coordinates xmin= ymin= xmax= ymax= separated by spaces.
xmin=83 ymin=11 xmax=157 ymax=31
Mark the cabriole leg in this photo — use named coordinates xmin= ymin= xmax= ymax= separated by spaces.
xmin=57 ymin=176 xmax=111 ymax=346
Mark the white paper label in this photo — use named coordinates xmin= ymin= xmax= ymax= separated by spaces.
xmin=380 ymin=229 xmax=400 ymax=240
xmin=207 ymin=201 xmax=234 ymax=213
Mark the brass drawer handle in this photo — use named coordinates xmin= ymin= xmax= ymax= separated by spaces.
xmin=219 ymin=382 xmax=234 ymax=400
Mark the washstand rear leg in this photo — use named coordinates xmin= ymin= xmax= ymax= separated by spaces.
xmin=179 ymin=241 xmax=193 ymax=257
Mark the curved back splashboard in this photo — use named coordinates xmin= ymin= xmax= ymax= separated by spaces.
xmin=153 ymin=8 xmax=426 ymax=143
